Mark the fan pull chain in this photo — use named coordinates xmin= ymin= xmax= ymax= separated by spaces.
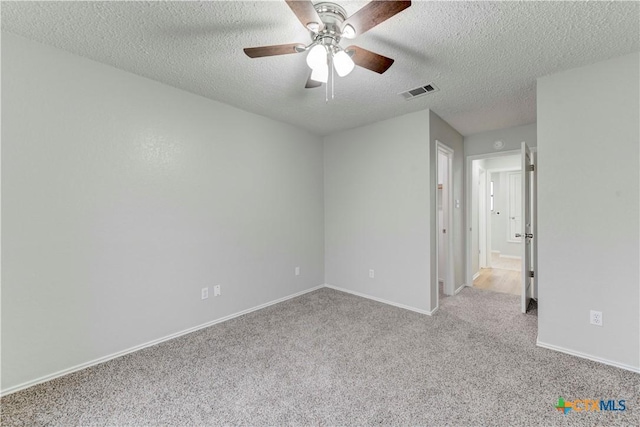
xmin=331 ymin=54 xmax=335 ymax=100
xmin=325 ymin=76 xmax=328 ymax=103
xmin=325 ymin=49 xmax=329 ymax=103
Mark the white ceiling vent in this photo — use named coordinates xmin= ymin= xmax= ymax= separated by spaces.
xmin=400 ymin=83 xmax=439 ymax=100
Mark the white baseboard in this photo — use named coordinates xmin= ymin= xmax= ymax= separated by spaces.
xmin=473 ymin=272 xmax=480 ymax=280
xmin=324 ymin=284 xmax=436 ymax=316
xmin=499 ymin=254 xmax=522 ymax=260
xmin=491 ymin=250 xmax=500 ymax=254
xmin=1 ymin=284 xmax=325 ymax=397
xmin=536 ymin=339 xmax=640 ymax=373
xmin=454 ymin=285 xmax=465 ymax=295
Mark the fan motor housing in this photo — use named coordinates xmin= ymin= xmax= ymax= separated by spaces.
xmin=312 ymin=2 xmax=347 ymax=41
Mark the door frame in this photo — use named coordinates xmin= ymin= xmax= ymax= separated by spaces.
xmin=465 ymin=149 xmax=521 ymax=287
xmin=521 ymin=142 xmax=534 ymax=312
xmin=435 ymin=141 xmax=455 ymax=303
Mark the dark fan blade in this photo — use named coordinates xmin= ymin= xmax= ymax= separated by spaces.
xmin=243 ymin=43 xmax=304 ymax=58
xmin=305 ymin=70 xmax=322 ymax=88
xmin=285 ymin=0 xmax=325 ymax=32
xmin=347 ymin=45 xmax=394 ymax=74
xmin=343 ymin=1 xmax=411 ymax=37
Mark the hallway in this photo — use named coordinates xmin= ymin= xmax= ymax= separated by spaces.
xmin=473 ymin=253 xmax=521 ymax=295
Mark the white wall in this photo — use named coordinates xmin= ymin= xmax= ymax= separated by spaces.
xmin=324 ymin=110 xmax=432 ymax=313
xmin=483 ymin=156 xmax=520 ymax=170
xmin=464 ymin=123 xmax=537 ymax=156
xmin=1 ymin=33 xmax=325 ymax=391
xmin=429 ymin=111 xmax=465 ymax=297
xmin=537 ymin=52 xmax=639 ymax=370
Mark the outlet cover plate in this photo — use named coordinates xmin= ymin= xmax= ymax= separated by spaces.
xmin=201 ymin=287 xmax=209 ymax=300
xmin=214 ymin=285 xmax=221 ymax=297
xmin=590 ymin=310 xmax=603 ymax=326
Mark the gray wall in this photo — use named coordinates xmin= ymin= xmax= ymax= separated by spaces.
xmin=464 ymin=123 xmax=537 ymax=156
xmin=429 ymin=111 xmax=465 ymax=299
xmin=324 ymin=111 xmax=432 ymax=313
xmin=537 ymin=52 xmax=639 ymax=369
xmin=483 ymin=156 xmax=521 ymax=170
xmin=2 ymin=34 xmax=325 ymax=391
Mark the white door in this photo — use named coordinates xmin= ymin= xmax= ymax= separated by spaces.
xmin=436 ymin=143 xmax=455 ymax=296
xmin=520 ymin=142 xmax=534 ymax=313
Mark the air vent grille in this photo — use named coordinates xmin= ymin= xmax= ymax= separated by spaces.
xmin=400 ymin=83 xmax=439 ymax=100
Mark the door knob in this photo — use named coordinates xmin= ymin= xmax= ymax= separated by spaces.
xmin=515 ymin=233 xmax=533 ymax=238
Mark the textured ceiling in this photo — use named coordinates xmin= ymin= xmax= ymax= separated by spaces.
xmin=2 ymin=1 xmax=639 ymax=136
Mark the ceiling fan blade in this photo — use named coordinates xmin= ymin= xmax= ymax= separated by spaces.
xmin=243 ymin=43 xmax=304 ymax=58
xmin=285 ymin=0 xmax=325 ymax=32
xmin=305 ymin=70 xmax=322 ymax=88
xmin=343 ymin=1 xmax=411 ymax=37
xmin=347 ymin=45 xmax=395 ymax=74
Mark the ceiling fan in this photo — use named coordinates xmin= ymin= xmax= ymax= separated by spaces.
xmin=244 ymin=1 xmax=411 ymax=89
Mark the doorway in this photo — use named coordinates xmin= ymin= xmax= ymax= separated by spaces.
xmin=436 ymin=142 xmax=454 ymax=302
xmin=465 ymin=146 xmax=537 ymax=310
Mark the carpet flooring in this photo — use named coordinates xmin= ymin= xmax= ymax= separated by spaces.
xmin=2 ymin=287 xmax=638 ymax=426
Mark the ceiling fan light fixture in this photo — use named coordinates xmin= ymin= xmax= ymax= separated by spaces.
xmin=306 ymin=44 xmax=327 ymax=70
xmin=342 ymin=24 xmax=356 ymax=39
xmin=333 ymin=49 xmax=355 ymax=77
xmin=244 ymin=0 xmax=412 ymax=92
xmin=310 ymin=62 xmax=329 ymax=83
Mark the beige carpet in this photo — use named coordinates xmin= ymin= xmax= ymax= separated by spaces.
xmin=2 ymin=287 xmax=637 ymax=426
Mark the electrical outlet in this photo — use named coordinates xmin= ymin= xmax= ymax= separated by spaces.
xmin=295 ymin=266 xmax=300 ymax=276
xmin=201 ymin=287 xmax=209 ymax=300
xmin=590 ymin=310 xmax=603 ymax=326
xmin=213 ymin=285 xmax=221 ymax=297
xmin=369 ymin=269 xmax=375 ymax=279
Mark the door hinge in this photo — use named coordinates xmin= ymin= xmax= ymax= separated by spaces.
xmin=528 ymin=270 xmax=535 ymax=278
xmin=528 ymin=164 xmax=535 ymax=172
